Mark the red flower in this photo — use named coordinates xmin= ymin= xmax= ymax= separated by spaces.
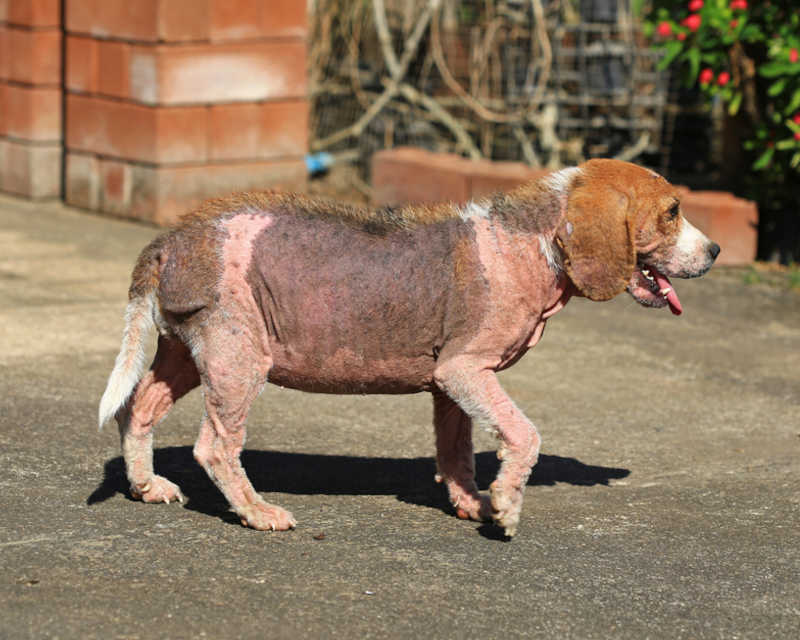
xmin=689 ymin=0 xmax=704 ymax=11
xmin=730 ymin=20 xmax=738 ymax=29
xmin=794 ymin=132 xmax=800 ymax=141
xmin=699 ymin=68 xmax=714 ymax=85
xmin=790 ymin=48 xmax=799 ymax=64
xmin=730 ymin=0 xmax=747 ymax=9
xmin=717 ymin=71 xmax=731 ymax=86
xmin=682 ymin=14 xmax=702 ymax=32
xmin=657 ymin=21 xmax=672 ymax=37
xmin=677 ymin=32 xmax=687 ymax=41
xmin=793 ymin=113 xmax=800 ymax=125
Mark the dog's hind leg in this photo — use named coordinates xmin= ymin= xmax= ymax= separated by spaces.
xmin=117 ymin=335 xmax=200 ymax=503
xmin=432 ymin=391 xmax=492 ymax=522
xmin=191 ymin=329 xmax=295 ymax=531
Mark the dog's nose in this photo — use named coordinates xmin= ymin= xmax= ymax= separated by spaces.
xmin=708 ymin=242 xmax=721 ymax=261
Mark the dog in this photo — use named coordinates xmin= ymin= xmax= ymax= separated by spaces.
xmin=99 ymin=159 xmax=719 ymax=537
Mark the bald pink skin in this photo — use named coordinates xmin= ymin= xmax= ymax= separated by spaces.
xmin=152 ymin=204 xmax=571 ymax=534
xmin=236 ymin=212 xmax=570 ymax=394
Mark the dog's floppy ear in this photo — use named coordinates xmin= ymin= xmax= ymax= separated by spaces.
xmin=556 ymin=177 xmax=635 ymax=301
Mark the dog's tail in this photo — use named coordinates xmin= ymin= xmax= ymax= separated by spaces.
xmin=97 ymin=291 xmax=156 ymax=430
xmin=98 ymin=240 xmax=165 ymax=430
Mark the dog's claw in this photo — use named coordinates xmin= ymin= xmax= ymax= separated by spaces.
xmin=129 ymin=475 xmax=183 ymax=505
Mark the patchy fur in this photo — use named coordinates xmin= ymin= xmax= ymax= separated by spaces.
xmin=99 ymin=159 xmax=719 ymax=537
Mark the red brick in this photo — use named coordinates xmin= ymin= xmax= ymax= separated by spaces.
xmin=0 ymin=26 xmax=8 ymax=81
xmin=65 ymin=35 xmax=99 ymax=93
xmin=129 ymin=40 xmax=307 ymax=105
xmin=64 ymin=151 xmax=101 ymax=209
xmin=157 ymin=0 xmax=210 ymax=42
xmin=0 ymin=137 xmax=61 ymax=198
xmin=67 ymin=38 xmax=307 ymax=105
xmin=371 ymin=148 xmax=474 ymax=206
xmin=65 ymin=0 xmax=160 ymax=41
xmin=66 ymin=0 xmax=210 ymax=43
xmin=1 ymin=82 xmax=61 ymax=141
xmin=256 ymin=0 xmax=307 ymax=39
xmin=209 ymin=0 xmax=261 ymax=41
xmin=205 ymin=0 xmax=307 ymax=41
xmin=66 ymin=94 xmax=209 ymax=163
xmin=65 ymin=150 xmax=307 ymax=225
xmin=208 ymin=100 xmax=308 ymax=161
xmin=469 ymin=160 xmax=551 ymax=200
xmin=5 ymin=0 xmax=61 ymax=28
xmin=0 ymin=84 xmax=5 ymax=136
xmin=681 ymin=190 xmax=758 ymax=265
xmin=100 ymin=157 xmax=134 ymax=215
xmin=97 ymin=40 xmax=131 ymax=98
xmin=65 ymin=0 xmax=307 ymax=42
xmin=138 ymin=159 xmax=307 ymax=225
xmin=5 ymin=26 xmax=61 ymax=85
xmin=66 ymin=36 xmax=130 ymax=97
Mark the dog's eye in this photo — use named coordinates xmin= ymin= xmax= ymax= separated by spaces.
xmin=667 ymin=202 xmax=680 ymax=220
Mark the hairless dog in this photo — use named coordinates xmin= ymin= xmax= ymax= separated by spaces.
xmin=99 ymin=159 xmax=719 ymax=537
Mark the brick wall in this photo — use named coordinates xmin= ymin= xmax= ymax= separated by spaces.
xmin=63 ymin=0 xmax=308 ymax=225
xmin=0 ymin=0 xmax=63 ymax=198
xmin=0 ymin=0 xmax=309 ymax=225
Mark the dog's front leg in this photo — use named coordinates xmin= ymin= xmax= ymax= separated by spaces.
xmin=433 ymin=358 xmax=540 ymax=537
xmin=432 ymin=391 xmax=493 ymax=522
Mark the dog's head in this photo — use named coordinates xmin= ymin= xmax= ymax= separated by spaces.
xmin=555 ymin=159 xmax=720 ymax=315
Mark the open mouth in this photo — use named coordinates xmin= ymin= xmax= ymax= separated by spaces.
xmin=628 ymin=264 xmax=683 ymax=315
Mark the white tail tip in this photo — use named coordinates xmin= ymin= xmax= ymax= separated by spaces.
xmin=98 ymin=294 xmax=155 ymax=430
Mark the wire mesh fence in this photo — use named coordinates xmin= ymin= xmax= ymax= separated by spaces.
xmin=309 ymin=0 xmax=670 ymax=192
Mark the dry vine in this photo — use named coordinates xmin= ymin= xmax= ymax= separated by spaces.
xmin=309 ymin=0 xmax=664 ymax=176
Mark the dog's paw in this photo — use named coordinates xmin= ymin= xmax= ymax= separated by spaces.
xmin=130 ymin=475 xmax=184 ymax=505
xmin=489 ymin=480 xmax=523 ymax=537
xmin=452 ymin=491 xmax=493 ymax=522
xmin=238 ymin=501 xmax=296 ymax=532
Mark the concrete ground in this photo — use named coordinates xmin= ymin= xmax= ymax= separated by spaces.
xmin=1 ymin=194 xmax=798 ymax=639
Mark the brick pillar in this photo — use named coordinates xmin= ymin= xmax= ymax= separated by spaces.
xmin=63 ymin=0 xmax=308 ymax=225
xmin=0 ymin=0 xmax=63 ymax=198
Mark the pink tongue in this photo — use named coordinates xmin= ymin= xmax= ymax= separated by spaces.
xmin=653 ymin=271 xmax=682 ymax=315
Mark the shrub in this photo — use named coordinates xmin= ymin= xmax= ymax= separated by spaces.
xmin=641 ymin=0 xmax=800 ymax=260
xmin=643 ymin=0 xmax=800 ymax=170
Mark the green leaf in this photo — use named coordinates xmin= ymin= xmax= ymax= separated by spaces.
xmin=687 ymin=48 xmax=701 ymax=85
xmin=728 ymin=92 xmax=742 ymax=116
xmin=753 ymin=147 xmax=775 ymax=170
xmin=758 ymin=62 xmax=800 ymax=78
xmin=775 ymin=138 xmax=798 ymax=150
xmin=785 ymin=89 xmax=800 ymax=114
xmin=768 ymin=78 xmax=788 ymax=97
xmin=657 ymin=40 xmax=683 ymax=71
xmin=791 ymin=151 xmax=800 ymax=168
xmin=741 ymin=24 xmax=763 ymax=42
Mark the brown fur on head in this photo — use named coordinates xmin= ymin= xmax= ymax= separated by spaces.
xmin=555 ymin=159 xmax=687 ymax=301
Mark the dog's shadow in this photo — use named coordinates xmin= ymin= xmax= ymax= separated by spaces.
xmin=87 ymin=447 xmax=629 ymax=536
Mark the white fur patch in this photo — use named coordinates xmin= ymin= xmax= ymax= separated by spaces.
xmin=458 ymin=200 xmax=490 ymax=221
xmin=98 ymin=292 xmax=156 ymax=429
xmin=538 ymin=236 xmax=560 ymax=272
xmin=544 ymin=166 xmax=582 ymax=195
xmin=676 ymin=218 xmax=706 ymax=256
